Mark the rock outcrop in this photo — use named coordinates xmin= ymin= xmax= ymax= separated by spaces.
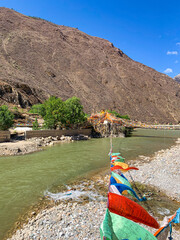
xmin=0 ymin=79 xmax=48 ymax=107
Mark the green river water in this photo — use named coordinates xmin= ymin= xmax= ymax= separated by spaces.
xmin=0 ymin=129 xmax=180 ymax=239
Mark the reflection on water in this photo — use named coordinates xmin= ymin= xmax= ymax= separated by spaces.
xmin=0 ymin=129 xmax=179 ymax=239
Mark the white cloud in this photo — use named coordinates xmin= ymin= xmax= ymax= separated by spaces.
xmin=176 ymin=42 xmax=180 ymax=46
xmin=164 ymin=68 xmax=173 ymax=73
xmin=175 ymin=60 xmax=179 ymax=64
xmin=167 ymin=51 xmax=178 ymax=55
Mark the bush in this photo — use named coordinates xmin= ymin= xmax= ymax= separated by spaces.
xmin=0 ymin=105 xmax=14 ymax=130
xmin=43 ymin=96 xmax=65 ymax=129
xmin=29 ymin=104 xmax=45 ymax=116
xmin=30 ymin=96 xmax=86 ymax=129
xmin=119 ymin=115 xmax=130 ymax=120
xmin=106 ymin=110 xmax=130 ymax=120
xmin=32 ymin=118 xmax=39 ymax=130
xmin=64 ymin=97 xmax=86 ymax=125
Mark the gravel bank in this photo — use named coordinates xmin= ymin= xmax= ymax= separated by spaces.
xmin=130 ymin=138 xmax=180 ymax=202
xmin=7 ymin=140 xmax=180 ymax=240
xmin=7 ymin=202 xmax=107 ymax=240
xmin=7 ymin=201 xmax=180 ymax=240
xmin=0 ymin=135 xmax=89 ymax=156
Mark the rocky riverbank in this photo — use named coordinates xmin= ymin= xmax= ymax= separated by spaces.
xmin=130 ymin=138 xmax=180 ymax=202
xmin=6 ymin=139 xmax=180 ymax=240
xmin=0 ymin=135 xmax=89 ymax=156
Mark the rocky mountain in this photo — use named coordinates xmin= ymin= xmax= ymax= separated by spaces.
xmin=0 ymin=7 xmax=180 ymax=123
xmin=174 ymin=74 xmax=180 ymax=84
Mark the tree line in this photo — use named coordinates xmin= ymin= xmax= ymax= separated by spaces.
xmin=29 ymin=96 xmax=86 ymax=129
xmin=0 ymin=96 xmax=130 ymax=130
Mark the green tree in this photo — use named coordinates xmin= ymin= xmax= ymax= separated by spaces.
xmin=64 ymin=97 xmax=86 ymax=124
xmin=43 ymin=96 xmax=65 ymax=129
xmin=29 ymin=104 xmax=46 ymax=116
xmin=31 ymin=96 xmax=86 ymax=129
xmin=0 ymin=105 xmax=14 ymax=130
xmin=32 ymin=118 xmax=39 ymax=130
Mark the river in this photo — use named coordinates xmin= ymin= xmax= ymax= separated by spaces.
xmin=0 ymin=129 xmax=180 ymax=239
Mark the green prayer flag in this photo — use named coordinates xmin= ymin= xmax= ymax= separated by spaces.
xmin=111 ymin=153 xmax=121 ymax=156
xmin=100 ymin=209 xmax=157 ymax=240
xmin=113 ymin=158 xmax=125 ymax=163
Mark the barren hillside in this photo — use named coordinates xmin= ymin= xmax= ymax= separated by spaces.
xmin=0 ymin=8 xmax=180 ymax=123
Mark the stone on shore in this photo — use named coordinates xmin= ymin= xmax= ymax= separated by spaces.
xmin=0 ymin=134 xmax=90 ymax=157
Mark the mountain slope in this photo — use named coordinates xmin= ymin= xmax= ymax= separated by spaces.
xmin=174 ymin=74 xmax=180 ymax=84
xmin=0 ymin=7 xmax=180 ymax=123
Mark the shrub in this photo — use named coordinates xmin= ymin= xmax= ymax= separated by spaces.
xmin=119 ymin=115 xmax=130 ymax=120
xmin=43 ymin=96 xmax=65 ymax=129
xmin=106 ymin=110 xmax=130 ymax=120
xmin=0 ymin=105 xmax=14 ymax=130
xmin=29 ymin=104 xmax=45 ymax=116
xmin=64 ymin=97 xmax=86 ymax=125
xmin=32 ymin=118 xmax=39 ymax=130
xmin=30 ymin=96 xmax=86 ymax=129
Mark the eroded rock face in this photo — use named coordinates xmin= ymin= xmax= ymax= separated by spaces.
xmin=0 ymin=80 xmax=48 ymax=107
xmin=0 ymin=7 xmax=180 ymax=123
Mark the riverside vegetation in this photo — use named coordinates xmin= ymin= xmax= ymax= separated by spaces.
xmin=0 ymin=95 xmax=131 ymax=132
xmin=0 ymin=96 xmax=133 ymax=157
xmin=29 ymin=96 xmax=87 ymax=129
xmin=0 ymin=105 xmax=14 ymax=130
xmin=0 ymin=96 xmax=87 ymax=131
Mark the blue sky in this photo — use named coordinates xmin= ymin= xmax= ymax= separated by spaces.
xmin=1 ymin=0 xmax=180 ymax=78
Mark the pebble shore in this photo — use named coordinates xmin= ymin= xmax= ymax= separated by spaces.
xmin=0 ymin=135 xmax=88 ymax=156
xmin=7 ymin=139 xmax=180 ymax=240
xmin=130 ymin=138 xmax=180 ymax=202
